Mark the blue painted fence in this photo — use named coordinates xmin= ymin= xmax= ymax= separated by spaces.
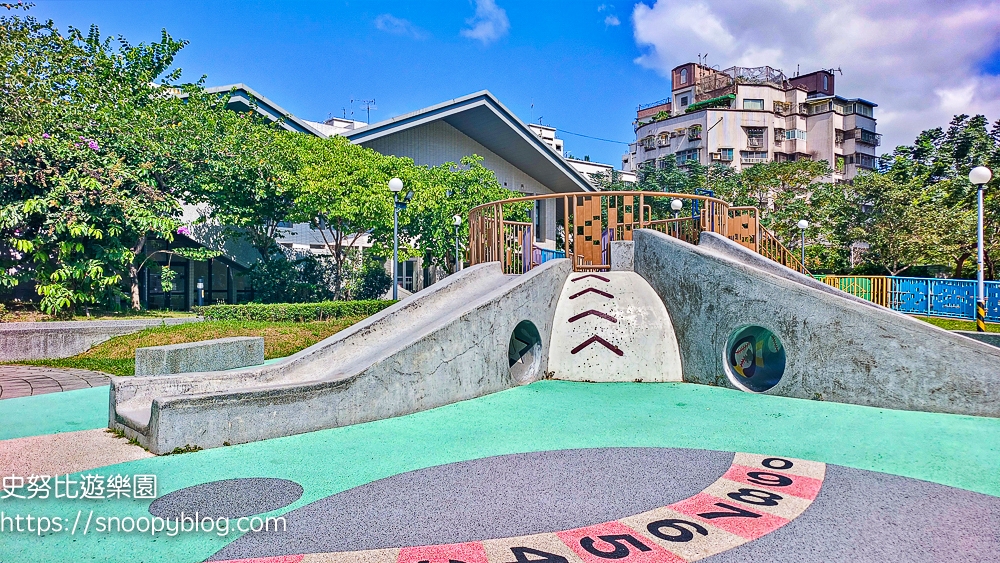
xmin=890 ymin=277 xmax=1000 ymax=322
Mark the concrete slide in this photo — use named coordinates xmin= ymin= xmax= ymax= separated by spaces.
xmin=633 ymin=228 xmax=1000 ymax=418
xmin=547 ymin=271 xmax=682 ymax=383
xmin=112 ymin=226 xmax=1000 ymax=455
xmin=111 ymin=260 xmax=571 ymax=454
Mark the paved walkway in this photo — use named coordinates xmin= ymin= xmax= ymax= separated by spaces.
xmin=0 ymin=365 xmax=110 ymax=399
xmin=2 ymin=381 xmax=999 ymax=563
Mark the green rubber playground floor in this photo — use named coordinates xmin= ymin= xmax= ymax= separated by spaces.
xmin=3 ymin=380 xmax=1000 ymax=562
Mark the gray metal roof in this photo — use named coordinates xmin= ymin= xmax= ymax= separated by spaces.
xmin=203 ymin=84 xmax=328 ymax=137
xmin=345 ymin=91 xmax=594 ymax=193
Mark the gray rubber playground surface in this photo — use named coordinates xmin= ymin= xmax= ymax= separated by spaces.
xmin=204 ymin=447 xmax=1000 ymax=562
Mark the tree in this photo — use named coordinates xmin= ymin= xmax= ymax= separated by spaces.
xmin=407 ymin=155 xmax=517 ymax=274
xmin=0 ymin=8 xmax=221 ymax=312
xmin=292 ymin=136 xmax=416 ymax=299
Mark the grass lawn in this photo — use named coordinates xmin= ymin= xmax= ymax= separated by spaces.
xmin=13 ymin=318 xmax=365 ymax=376
xmin=911 ymin=315 xmax=1000 ymax=332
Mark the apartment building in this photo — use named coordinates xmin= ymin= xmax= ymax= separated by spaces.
xmin=623 ymin=63 xmax=880 ymax=182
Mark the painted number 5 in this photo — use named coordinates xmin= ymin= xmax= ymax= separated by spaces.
xmin=580 ymin=534 xmax=652 ymax=559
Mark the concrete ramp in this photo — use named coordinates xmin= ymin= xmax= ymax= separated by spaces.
xmin=548 ymin=271 xmax=682 ymax=382
xmin=111 ymin=260 xmax=571 ymax=454
xmin=633 ymin=228 xmax=1000 ymax=417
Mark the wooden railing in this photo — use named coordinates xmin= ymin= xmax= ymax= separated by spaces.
xmin=728 ymin=206 xmax=808 ymax=274
xmin=469 ymin=192 xmax=807 ymax=274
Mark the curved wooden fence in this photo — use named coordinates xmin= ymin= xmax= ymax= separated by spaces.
xmin=468 ymin=192 xmax=806 ymax=275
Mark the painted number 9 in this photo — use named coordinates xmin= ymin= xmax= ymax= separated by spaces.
xmin=746 ymin=471 xmax=793 ymax=487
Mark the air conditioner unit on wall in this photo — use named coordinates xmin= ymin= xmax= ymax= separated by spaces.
xmin=710 ymin=152 xmax=722 ymax=160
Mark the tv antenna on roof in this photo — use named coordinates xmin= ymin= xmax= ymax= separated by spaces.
xmin=351 ymin=98 xmax=377 ymax=124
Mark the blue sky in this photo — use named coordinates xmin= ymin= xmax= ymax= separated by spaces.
xmin=31 ymin=0 xmax=659 ymax=166
xmin=30 ymin=0 xmax=1000 ymax=166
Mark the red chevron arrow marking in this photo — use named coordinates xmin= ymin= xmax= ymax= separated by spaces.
xmin=571 ymin=335 xmax=624 ymax=356
xmin=571 ymin=274 xmax=610 ymax=283
xmin=569 ymin=287 xmax=614 ymax=300
xmin=568 ymin=310 xmax=618 ymax=323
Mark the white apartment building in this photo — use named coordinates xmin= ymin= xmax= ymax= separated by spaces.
xmin=623 ymin=63 xmax=880 ymax=183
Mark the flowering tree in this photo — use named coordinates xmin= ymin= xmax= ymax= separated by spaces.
xmin=0 ymin=8 xmax=230 ymax=312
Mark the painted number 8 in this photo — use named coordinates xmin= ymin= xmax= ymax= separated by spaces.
xmin=727 ymin=488 xmax=783 ymax=506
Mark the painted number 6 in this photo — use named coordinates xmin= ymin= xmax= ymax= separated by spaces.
xmin=646 ymin=518 xmax=709 ymax=542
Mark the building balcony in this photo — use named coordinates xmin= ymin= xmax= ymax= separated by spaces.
xmin=852 ymin=128 xmax=882 ymax=146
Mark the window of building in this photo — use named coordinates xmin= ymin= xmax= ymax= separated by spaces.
xmin=680 ymin=95 xmax=689 ymax=106
xmin=835 ymin=155 xmax=846 ymax=173
xmin=850 ymin=103 xmax=874 ymax=118
xmin=740 ymin=151 xmax=768 ymax=164
xmin=743 ymin=98 xmax=765 ymax=110
xmin=744 ymin=127 xmax=766 ymax=148
xmin=784 ymin=129 xmax=807 ymax=141
xmin=823 ymin=74 xmax=829 ymax=91
xmin=680 ymin=68 xmax=688 ymax=84
xmin=675 ymin=149 xmax=700 ymax=165
xmin=687 ymin=124 xmax=702 ymax=140
xmin=718 ymin=148 xmax=734 ymax=161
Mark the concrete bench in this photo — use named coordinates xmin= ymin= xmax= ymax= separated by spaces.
xmin=134 ymin=337 xmax=265 ymax=376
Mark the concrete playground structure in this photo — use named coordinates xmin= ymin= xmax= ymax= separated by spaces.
xmin=0 ymin=317 xmax=201 ymax=361
xmin=634 ymin=229 xmax=1000 ymax=417
xmin=110 ymin=261 xmax=571 ymax=454
xmin=108 ymin=191 xmax=1000 ymax=457
xmin=134 ymin=336 xmax=265 ymax=376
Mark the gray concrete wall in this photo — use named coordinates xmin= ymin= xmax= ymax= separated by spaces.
xmin=0 ymin=318 xmax=201 ymax=361
xmin=633 ymin=229 xmax=1000 ymax=417
xmin=111 ymin=260 xmax=571 ymax=454
xmin=134 ymin=337 xmax=264 ymax=376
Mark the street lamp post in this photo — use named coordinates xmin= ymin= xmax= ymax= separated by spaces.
xmin=389 ymin=178 xmax=403 ymax=300
xmin=970 ymin=166 xmax=993 ymax=332
xmin=453 ymin=214 xmax=462 ymax=272
xmin=797 ymin=219 xmax=809 ymax=269
xmin=671 ymin=199 xmax=683 ymax=237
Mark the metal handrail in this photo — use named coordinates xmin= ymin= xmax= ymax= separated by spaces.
xmin=469 ymin=192 xmax=808 ymax=275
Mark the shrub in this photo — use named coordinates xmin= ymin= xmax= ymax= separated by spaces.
xmin=245 ymin=253 xmax=338 ymax=304
xmin=193 ymin=300 xmax=395 ymax=322
xmin=348 ymin=254 xmax=392 ymax=301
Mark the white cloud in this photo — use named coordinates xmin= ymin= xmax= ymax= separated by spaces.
xmin=461 ymin=0 xmax=510 ymax=45
xmin=599 ymin=3 xmax=620 ymax=26
xmin=631 ymin=0 xmax=1000 ymax=150
xmin=374 ymin=14 xmax=428 ymax=39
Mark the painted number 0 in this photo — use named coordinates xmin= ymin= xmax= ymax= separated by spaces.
xmin=579 ymin=534 xmax=652 ymax=559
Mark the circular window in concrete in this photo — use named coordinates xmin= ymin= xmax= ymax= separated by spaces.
xmin=509 ymin=320 xmax=542 ymax=384
xmin=724 ymin=325 xmax=786 ymax=393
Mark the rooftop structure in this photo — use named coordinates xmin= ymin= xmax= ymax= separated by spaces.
xmin=624 ymin=63 xmax=880 ymax=186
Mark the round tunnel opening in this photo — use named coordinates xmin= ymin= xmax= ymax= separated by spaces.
xmin=724 ymin=325 xmax=786 ymax=393
xmin=509 ymin=320 xmax=542 ymax=383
